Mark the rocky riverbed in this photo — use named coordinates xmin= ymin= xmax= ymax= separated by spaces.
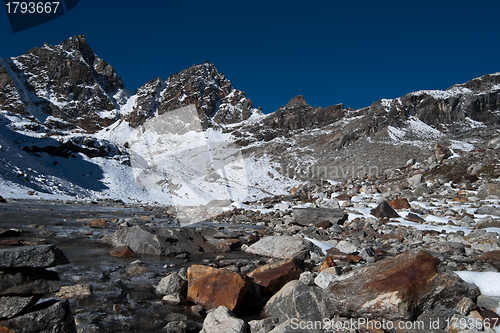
xmin=1 ymin=149 xmax=500 ymax=333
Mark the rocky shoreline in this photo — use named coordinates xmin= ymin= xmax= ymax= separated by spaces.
xmin=1 ymin=148 xmax=500 ymax=333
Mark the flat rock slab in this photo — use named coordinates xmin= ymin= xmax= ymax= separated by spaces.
xmin=245 ymin=236 xmax=311 ymax=259
xmin=0 ymin=245 xmax=69 ymax=268
xmin=1 ymin=299 xmax=76 ymax=333
xmin=54 ymin=284 xmax=92 ymax=299
xmin=292 ymin=208 xmax=347 ymax=226
xmin=248 ymin=259 xmax=303 ymax=296
xmin=0 ymin=295 xmax=38 ymax=319
xmin=187 ymin=265 xmax=252 ymax=311
xmin=105 ymin=226 xmax=219 ymax=256
xmin=0 ymin=267 xmax=60 ymax=295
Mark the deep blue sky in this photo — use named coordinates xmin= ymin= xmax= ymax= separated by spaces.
xmin=1 ymin=0 xmax=499 ymax=113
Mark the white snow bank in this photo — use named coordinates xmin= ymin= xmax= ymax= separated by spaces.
xmin=305 ymin=237 xmax=335 ymax=255
xmin=454 ymin=271 xmax=500 ymax=297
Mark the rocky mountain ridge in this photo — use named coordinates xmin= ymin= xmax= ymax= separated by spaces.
xmin=0 ymin=35 xmax=499 ymax=206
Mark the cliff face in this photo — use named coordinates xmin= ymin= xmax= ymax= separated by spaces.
xmin=0 ymin=35 xmax=126 ymax=132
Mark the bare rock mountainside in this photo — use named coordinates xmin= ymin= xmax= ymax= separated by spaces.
xmin=0 ymin=34 xmax=499 ymax=206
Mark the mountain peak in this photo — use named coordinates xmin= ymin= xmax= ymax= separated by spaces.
xmin=285 ymin=95 xmax=309 ymax=109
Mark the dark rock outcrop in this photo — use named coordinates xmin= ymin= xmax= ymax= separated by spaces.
xmin=127 ymin=62 xmax=261 ymax=128
xmin=104 ymin=226 xmax=220 ymax=256
xmin=1 ymin=35 xmax=125 ymax=132
xmin=0 ymin=244 xmax=69 ymax=268
xmin=323 ymin=249 xmax=479 ymax=321
xmin=1 ymin=299 xmax=77 ymax=333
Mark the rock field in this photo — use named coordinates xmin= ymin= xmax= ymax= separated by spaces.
xmin=1 ymin=145 xmax=500 ymax=333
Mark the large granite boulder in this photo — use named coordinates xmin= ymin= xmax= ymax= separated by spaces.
xmin=187 ymin=265 xmax=252 ymax=311
xmin=200 ymin=306 xmax=247 ymax=333
xmin=104 ymin=226 xmax=219 ymax=256
xmin=323 ymin=249 xmax=479 ymax=321
xmin=245 ymin=236 xmax=311 ymax=260
xmin=0 ymin=245 xmax=69 ymax=268
xmin=292 ymin=208 xmax=347 ymax=226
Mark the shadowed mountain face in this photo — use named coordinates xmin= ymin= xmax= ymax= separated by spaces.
xmin=0 ymin=35 xmax=499 ymax=202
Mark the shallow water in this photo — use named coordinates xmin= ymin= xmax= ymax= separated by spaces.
xmin=0 ymin=199 xmax=260 ymax=332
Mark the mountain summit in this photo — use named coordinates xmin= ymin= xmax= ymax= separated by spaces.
xmin=126 ymin=61 xmax=261 ymax=128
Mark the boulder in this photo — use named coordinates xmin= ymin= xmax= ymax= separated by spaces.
xmin=88 ymin=218 xmax=108 ymax=228
xmin=126 ymin=264 xmax=150 ymax=277
xmin=245 ymin=236 xmax=311 ymax=259
xmin=323 ymin=249 xmax=479 ymax=321
xmin=0 ymin=245 xmax=69 ymax=268
xmin=477 ymin=183 xmax=500 ymax=200
xmin=335 ymin=240 xmax=358 ymax=254
xmin=0 ymin=196 xmax=5 ymax=203
xmin=54 ymin=284 xmax=91 ymax=299
xmin=476 ymin=205 xmax=500 ymax=216
xmin=200 ymin=306 xmax=246 ymax=333
xmin=407 ymin=173 xmax=424 ymax=188
xmin=156 ymin=272 xmax=187 ymax=305
xmin=262 ymin=280 xmax=330 ymax=322
xmin=0 ymin=295 xmax=38 ymax=319
xmin=477 ymin=295 xmax=500 ymax=311
xmin=1 ymin=299 xmax=76 ymax=333
xmin=248 ymin=259 xmax=303 ymax=296
xmin=187 ymin=265 xmax=252 ymax=311
xmin=427 ymin=242 xmax=466 ymax=258
xmin=314 ymin=268 xmax=339 ymax=289
xmin=0 ymin=229 xmax=20 ymax=238
xmin=388 ymin=198 xmax=410 ymax=210
xmin=479 ymin=250 xmax=500 ymax=270
xmin=105 ymin=226 xmax=219 ymax=256
xmin=292 ymin=208 xmax=347 ymax=226
xmin=370 ymin=201 xmax=400 ymax=219
xmin=109 ymin=245 xmax=135 ymax=258
xmin=0 ymin=268 xmax=61 ymax=295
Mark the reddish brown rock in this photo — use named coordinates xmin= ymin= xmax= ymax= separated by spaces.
xmin=481 ymin=309 xmax=500 ymax=327
xmin=109 ymin=245 xmax=135 ymax=258
xmin=312 ymin=220 xmax=331 ymax=229
xmin=187 ymin=265 xmax=252 ymax=311
xmin=0 ymin=239 xmax=19 ymax=246
xmin=248 ymin=259 xmax=303 ymax=296
xmin=453 ymin=196 xmax=468 ymax=203
xmin=479 ymin=250 xmax=500 ymax=270
xmin=88 ymin=218 xmax=108 ymax=228
xmin=319 ymin=256 xmax=337 ymax=272
xmin=406 ymin=213 xmax=425 ymax=223
xmin=324 ymin=249 xmax=479 ymax=321
xmin=388 ymin=198 xmax=410 ymax=210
